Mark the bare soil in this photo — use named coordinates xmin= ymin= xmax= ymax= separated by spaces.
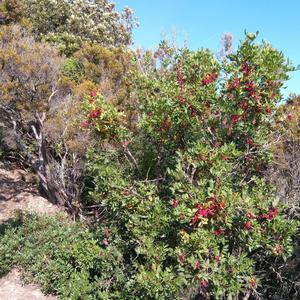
xmin=0 ymin=269 xmax=56 ymax=300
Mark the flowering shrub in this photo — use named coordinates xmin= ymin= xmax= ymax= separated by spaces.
xmin=81 ymin=90 xmax=128 ymax=141
xmin=18 ymin=0 xmax=138 ymax=54
xmin=81 ymin=33 xmax=298 ymax=299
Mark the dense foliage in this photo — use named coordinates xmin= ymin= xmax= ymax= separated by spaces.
xmin=1 ymin=0 xmax=137 ymax=55
xmin=75 ymin=33 xmax=299 ymax=299
xmin=0 ymin=1 xmax=299 ymax=299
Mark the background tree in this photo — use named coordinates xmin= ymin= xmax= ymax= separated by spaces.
xmin=0 ymin=24 xmax=86 ymax=211
xmin=268 ymin=94 xmax=300 ymax=206
xmin=15 ymin=0 xmax=138 ymax=55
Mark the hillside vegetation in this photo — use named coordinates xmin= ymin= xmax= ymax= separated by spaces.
xmin=0 ymin=1 xmax=299 ymax=299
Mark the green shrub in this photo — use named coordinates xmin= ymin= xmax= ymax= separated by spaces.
xmin=0 ymin=213 xmax=103 ymax=299
xmin=81 ymin=33 xmax=299 ymax=299
xmin=62 ymin=57 xmax=85 ymax=83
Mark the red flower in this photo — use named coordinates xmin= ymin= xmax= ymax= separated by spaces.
xmin=272 ymin=207 xmax=278 ymax=217
xmin=214 ymin=228 xmax=225 ymax=236
xmin=179 ymin=253 xmax=186 ymax=264
xmin=232 ymin=77 xmax=240 ymax=89
xmin=215 ymin=255 xmax=220 ymax=264
xmin=250 ymin=92 xmax=259 ymax=103
xmin=200 ymin=279 xmax=209 ymax=289
xmin=268 ymin=207 xmax=278 ymax=218
xmin=177 ymin=70 xmax=185 ymax=86
xmin=245 ymin=137 xmax=254 ymax=145
xmin=171 ymin=199 xmax=179 ymax=208
xmin=265 ymin=107 xmax=272 ymax=115
xmin=197 ymin=208 xmax=209 ymax=217
xmin=194 ymin=260 xmax=202 ymax=270
xmin=287 ymin=113 xmax=293 ymax=121
xmin=244 ymin=80 xmax=255 ymax=92
xmin=147 ymin=111 xmax=153 ymax=117
xmin=202 ymin=73 xmax=218 ymax=85
xmin=261 ymin=213 xmax=271 ymax=220
xmin=261 ymin=207 xmax=278 ymax=220
xmin=163 ymin=119 xmax=171 ymax=129
xmin=191 ymin=215 xmax=199 ymax=224
xmin=239 ymin=101 xmax=249 ymax=110
xmin=89 ymin=108 xmax=102 ymax=119
xmin=191 ymin=110 xmax=197 ymax=117
xmin=247 ymin=212 xmax=257 ymax=219
xmin=244 ymin=221 xmax=253 ymax=230
xmin=244 ymin=154 xmax=252 ymax=161
xmin=231 ymin=114 xmax=242 ymax=124
xmin=81 ymin=120 xmax=90 ymax=128
xmin=241 ymin=62 xmax=251 ymax=76
xmin=90 ymin=89 xmax=97 ymax=97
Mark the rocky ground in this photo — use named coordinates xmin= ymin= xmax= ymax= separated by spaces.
xmin=0 ymin=166 xmax=60 ymax=299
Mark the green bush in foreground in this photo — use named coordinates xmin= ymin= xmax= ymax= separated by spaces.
xmin=0 ymin=213 xmax=129 ymax=299
xmin=80 ymin=33 xmax=299 ymax=299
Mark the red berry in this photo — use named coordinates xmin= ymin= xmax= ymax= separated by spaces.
xmin=194 ymin=260 xmax=202 ymax=270
xmin=231 ymin=114 xmax=242 ymax=124
xmin=171 ymin=199 xmax=179 ymax=208
xmin=191 ymin=215 xmax=199 ymax=223
xmin=265 ymin=107 xmax=272 ymax=115
xmin=247 ymin=212 xmax=257 ymax=219
xmin=244 ymin=221 xmax=253 ymax=230
xmin=245 ymin=137 xmax=254 ymax=145
xmin=241 ymin=62 xmax=251 ymax=76
xmin=213 ymin=228 xmax=225 ymax=236
xmin=239 ymin=101 xmax=249 ymax=110
xmin=232 ymin=77 xmax=240 ymax=89
xmin=81 ymin=120 xmax=90 ymax=128
xmin=163 ymin=119 xmax=171 ymax=129
xmin=89 ymin=108 xmax=102 ymax=119
xmin=202 ymin=73 xmax=218 ymax=85
xmin=177 ymin=70 xmax=185 ymax=86
xmin=90 ymin=89 xmax=97 ymax=97
xmin=179 ymin=253 xmax=186 ymax=264
xmin=200 ymin=279 xmax=209 ymax=289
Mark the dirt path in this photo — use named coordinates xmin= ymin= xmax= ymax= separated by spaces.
xmin=0 ymin=269 xmax=56 ymax=300
xmin=0 ymin=168 xmax=61 ymax=222
xmin=0 ymin=166 xmax=60 ymax=299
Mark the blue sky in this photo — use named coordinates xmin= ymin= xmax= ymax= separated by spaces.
xmin=116 ymin=0 xmax=300 ymax=98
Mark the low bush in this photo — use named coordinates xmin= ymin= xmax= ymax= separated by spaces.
xmin=0 ymin=214 xmax=125 ymax=299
